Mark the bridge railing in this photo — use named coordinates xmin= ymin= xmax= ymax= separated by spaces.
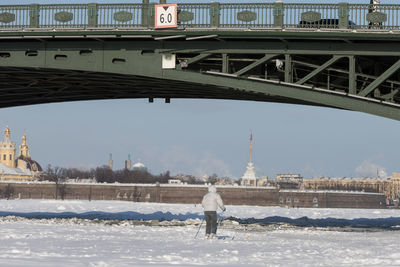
xmin=349 ymin=4 xmax=400 ymax=30
xmin=0 ymin=2 xmax=399 ymax=30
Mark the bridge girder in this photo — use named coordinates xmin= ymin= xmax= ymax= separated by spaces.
xmin=0 ymin=35 xmax=399 ymax=120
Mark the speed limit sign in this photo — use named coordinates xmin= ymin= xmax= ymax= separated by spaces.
xmin=155 ymin=4 xmax=177 ymax=29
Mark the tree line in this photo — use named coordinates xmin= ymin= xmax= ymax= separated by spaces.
xmin=43 ymin=165 xmax=171 ymax=184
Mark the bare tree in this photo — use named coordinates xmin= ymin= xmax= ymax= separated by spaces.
xmin=44 ymin=165 xmax=66 ymax=200
xmin=43 ymin=165 xmax=175 ymax=185
xmin=4 ymin=184 xmax=14 ymax=200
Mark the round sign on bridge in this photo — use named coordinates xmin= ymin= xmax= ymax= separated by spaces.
xmin=155 ymin=4 xmax=177 ymax=29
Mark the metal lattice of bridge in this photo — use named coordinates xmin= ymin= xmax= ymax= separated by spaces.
xmin=1 ymin=1 xmax=400 ymax=120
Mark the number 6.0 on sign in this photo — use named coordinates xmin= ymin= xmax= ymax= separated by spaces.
xmin=155 ymin=4 xmax=177 ymax=29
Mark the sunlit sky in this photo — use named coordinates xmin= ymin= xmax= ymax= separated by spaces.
xmin=0 ymin=0 xmax=398 ymax=179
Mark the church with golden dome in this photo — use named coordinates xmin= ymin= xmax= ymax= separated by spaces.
xmin=0 ymin=125 xmax=42 ymax=181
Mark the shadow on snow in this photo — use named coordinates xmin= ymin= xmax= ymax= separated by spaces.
xmin=0 ymin=211 xmax=400 ymax=229
xmin=0 ymin=211 xmax=202 ymax=221
xmin=226 ymin=216 xmax=400 ymax=229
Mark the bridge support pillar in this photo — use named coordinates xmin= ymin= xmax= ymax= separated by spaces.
xmin=29 ymin=4 xmax=40 ymax=28
xmin=264 ymin=63 xmax=268 ymax=79
xmin=273 ymin=2 xmax=284 ymax=28
xmin=222 ymin=54 xmax=229 ymax=73
xmin=349 ymin=56 xmax=356 ymax=95
xmin=142 ymin=0 xmax=154 ymax=28
xmin=338 ymin=2 xmax=350 ymax=29
xmin=210 ymin=2 xmax=220 ymax=28
xmin=285 ymin=54 xmax=293 ymax=83
xmin=88 ymin=3 xmax=98 ymax=28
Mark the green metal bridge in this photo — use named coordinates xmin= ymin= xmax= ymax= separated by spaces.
xmin=1 ymin=1 xmax=400 ymax=120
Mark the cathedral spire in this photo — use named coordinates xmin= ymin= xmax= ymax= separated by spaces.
xmin=18 ymin=130 xmax=30 ymax=158
xmin=4 ymin=124 xmax=11 ymax=143
xmin=0 ymin=124 xmax=16 ymax=168
xmin=249 ymin=131 xmax=253 ymax=163
xmin=241 ymin=131 xmax=257 ymax=187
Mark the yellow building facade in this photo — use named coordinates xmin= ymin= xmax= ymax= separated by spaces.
xmin=304 ymin=176 xmax=400 ymax=200
xmin=0 ymin=126 xmax=42 ymax=181
xmin=0 ymin=126 xmax=16 ymax=168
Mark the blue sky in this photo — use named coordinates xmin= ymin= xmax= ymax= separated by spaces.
xmin=0 ymin=0 xmax=399 ymax=179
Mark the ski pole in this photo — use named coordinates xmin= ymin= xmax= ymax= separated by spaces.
xmin=194 ymin=217 xmax=205 ymax=239
xmin=216 ymin=210 xmax=225 ymax=232
xmin=216 ymin=211 xmax=235 ymax=240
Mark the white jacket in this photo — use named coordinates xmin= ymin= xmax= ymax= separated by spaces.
xmin=201 ymin=185 xmax=225 ymax=212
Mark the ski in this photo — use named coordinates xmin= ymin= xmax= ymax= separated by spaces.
xmin=217 ymin=235 xmax=234 ymax=240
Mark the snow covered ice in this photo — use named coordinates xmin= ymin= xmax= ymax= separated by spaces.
xmin=0 ymin=200 xmax=400 ymax=266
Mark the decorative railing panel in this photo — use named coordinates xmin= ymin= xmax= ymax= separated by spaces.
xmin=219 ymin=3 xmax=274 ymax=28
xmin=0 ymin=2 xmax=399 ymax=31
xmin=284 ymin=4 xmax=339 ymax=28
xmin=178 ymin=3 xmax=210 ymax=28
xmin=349 ymin=4 xmax=400 ymax=30
xmin=39 ymin=4 xmax=88 ymax=28
xmin=98 ymin=4 xmax=143 ymax=28
xmin=0 ymin=5 xmax=29 ymax=28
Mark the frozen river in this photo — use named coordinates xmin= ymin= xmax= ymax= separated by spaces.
xmin=0 ymin=200 xmax=399 ymax=266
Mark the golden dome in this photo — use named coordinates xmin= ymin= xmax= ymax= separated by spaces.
xmin=4 ymin=126 xmax=10 ymax=135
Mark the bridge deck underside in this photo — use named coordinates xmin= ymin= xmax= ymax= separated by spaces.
xmin=0 ymin=67 xmax=316 ymax=108
xmin=0 ymin=32 xmax=399 ymax=120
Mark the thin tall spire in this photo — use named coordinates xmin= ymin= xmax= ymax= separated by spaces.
xmin=241 ymin=131 xmax=257 ymax=187
xmin=249 ymin=131 xmax=253 ymax=163
xmin=108 ymin=153 xmax=113 ymax=170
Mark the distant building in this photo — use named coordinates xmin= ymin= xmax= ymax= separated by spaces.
xmin=275 ymin=174 xmax=303 ymax=189
xmin=392 ymin=173 xmax=400 ymax=199
xmin=125 ymin=154 xmax=132 ymax=170
xmin=133 ymin=161 xmax=147 ymax=172
xmin=276 ymin=174 xmax=303 ymax=183
xmin=168 ymin=179 xmax=183 ymax=184
xmin=257 ymin=176 xmax=269 ymax=186
xmin=65 ymin=177 xmax=96 ymax=184
xmin=108 ymin=153 xmax=113 ymax=170
xmin=242 ymin=163 xmax=257 ymax=186
xmin=0 ymin=125 xmax=42 ymax=181
xmin=303 ymin=176 xmax=399 ymax=199
xmin=241 ymin=132 xmax=257 ymax=186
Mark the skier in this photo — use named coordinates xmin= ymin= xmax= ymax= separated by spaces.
xmin=201 ymin=185 xmax=226 ymax=239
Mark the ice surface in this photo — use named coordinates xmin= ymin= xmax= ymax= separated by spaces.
xmin=0 ymin=199 xmax=399 ymax=266
xmin=0 ymin=199 xmax=399 ymax=220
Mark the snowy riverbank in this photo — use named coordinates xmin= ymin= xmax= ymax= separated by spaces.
xmin=0 ymin=200 xmax=400 ymax=266
xmin=0 ymin=199 xmax=399 ymax=220
xmin=1 ymin=199 xmax=400 ymax=228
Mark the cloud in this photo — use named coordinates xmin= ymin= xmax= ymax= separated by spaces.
xmin=156 ymin=146 xmax=232 ymax=177
xmin=302 ymin=164 xmax=323 ymax=178
xmin=355 ymin=159 xmax=387 ymax=178
xmin=194 ymin=151 xmax=232 ymax=178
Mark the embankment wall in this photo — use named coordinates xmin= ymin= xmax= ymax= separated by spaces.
xmin=0 ymin=183 xmax=386 ymax=209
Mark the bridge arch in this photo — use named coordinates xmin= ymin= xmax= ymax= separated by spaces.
xmin=0 ymin=2 xmax=399 ymax=120
xmin=0 ymin=34 xmax=400 ymax=121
